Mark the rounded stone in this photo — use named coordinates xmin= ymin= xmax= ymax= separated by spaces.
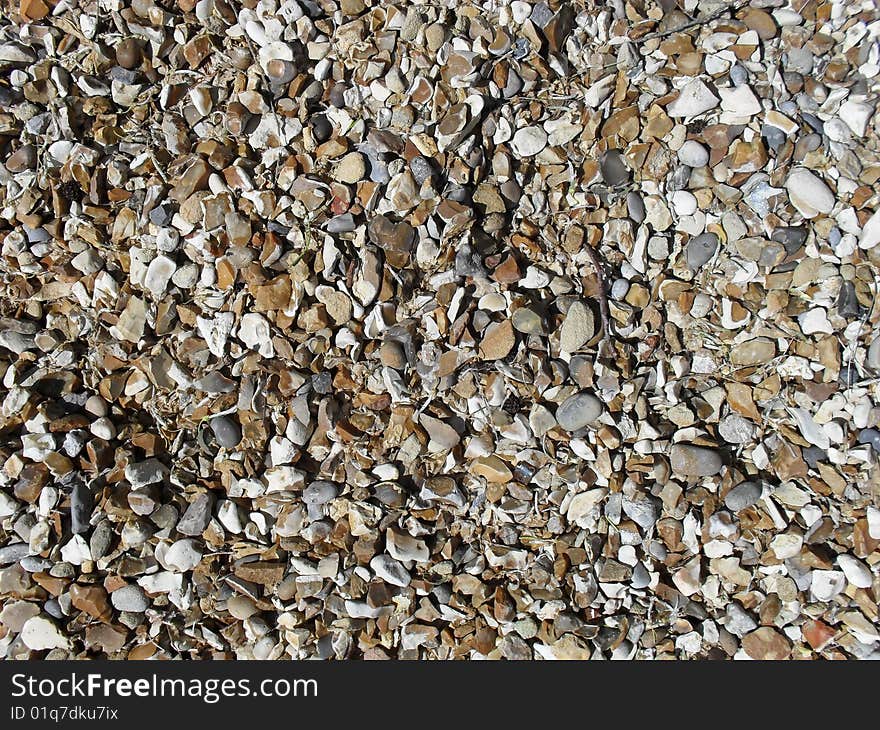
xmin=600 ymin=150 xmax=630 ymax=186
xmin=670 ymin=444 xmax=724 ymax=477
xmin=556 ymin=392 xmax=603 ymax=432
xmin=785 ymin=167 xmax=835 ymax=218
xmin=724 ymin=481 xmax=763 ymax=512
xmin=511 ymin=126 xmax=547 ymax=157
xmin=379 ymin=341 xmax=407 ymax=369
xmin=111 ymin=584 xmax=149 ymax=613
xmin=115 ymin=38 xmax=142 ymax=69
xmin=211 ymin=416 xmax=242 ymax=449
xmin=678 ymin=139 xmax=709 ymax=167
xmin=685 ymin=232 xmax=718 ymax=269
xmin=511 ymin=307 xmax=544 ymax=335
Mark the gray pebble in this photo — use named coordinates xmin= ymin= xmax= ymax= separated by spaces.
xmin=303 ymin=481 xmax=338 ymax=506
xmin=729 ymin=63 xmax=748 ymax=86
xmin=622 ymin=496 xmax=660 ymax=530
xmin=326 ymin=213 xmax=356 ymax=233
xmin=802 ymin=446 xmax=826 ymax=469
xmin=761 ymin=124 xmax=786 ymax=152
xmin=176 ymin=493 xmax=213 ymax=536
xmin=724 ymin=481 xmax=763 ymax=512
xmin=211 ymin=416 xmax=242 ymax=448
xmin=89 ymin=520 xmax=114 ymax=559
xmin=685 ymin=232 xmax=718 ymax=270
xmin=556 ymin=392 xmax=603 ymax=431
xmin=626 ymin=191 xmax=645 ymax=223
xmin=194 ymin=372 xmax=236 ymax=393
xmin=111 ymin=584 xmax=149 ymax=613
xmin=70 ymin=481 xmax=92 ymax=535
xmin=771 ymin=226 xmax=807 ymax=254
xmin=63 ymin=430 xmax=87 ymax=458
xmin=310 ymin=114 xmax=331 ymax=142
xmin=21 ymin=556 xmax=53 ymax=572
xmin=631 ymin=562 xmax=651 ymax=589
xmin=455 ymin=243 xmax=487 ymax=279
xmin=125 ymin=459 xmax=168 ymax=488
xmin=611 ymin=278 xmax=630 ymax=300
xmin=0 ymin=543 xmax=30 ymax=564
xmin=312 ymin=372 xmax=332 ymax=394
xmin=409 ymin=155 xmax=434 ymax=185
xmin=858 ymin=428 xmax=880 ymax=454
xmin=786 ymin=47 xmax=814 ymax=74
xmin=44 ymin=599 xmax=64 ymax=619
xmin=725 ymin=603 xmax=757 ymax=637
xmin=600 ymin=150 xmax=630 ymax=187
xmin=668 ymin=164 xmax=691 ymax=191
xmin=836 ymin=281 xmax=860 ymax=319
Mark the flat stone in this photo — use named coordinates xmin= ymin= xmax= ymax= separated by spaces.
xmin=667 ymin=79 xmax=719 ymax=118
xmin=211 ymin=416 xmax=242 ymax=448
xmin=176 ymin=492 xmax=213 ymax=536
xmin=21 ymin=615 xmax=69 ymax=651
xmin=370 ymin=554 xmax=411 ymax=587
xmin=600 ymin=150 xmax=630 ymax=186
xmin=670 ymin=444 xmax=724 ymax=477
xmin=111 ymin=584 xmax=149 ymax=612
xmin=511 ymin=126 xmax=547 ymax=157
xmin=69 ymin=584 xmax=112 ymax=621
xmin=511 ymin=307 xmax=544 ymax=335
xmin=786 ymin=168 xmax=835 ymax=218
xmin=742 ymin=627 xmax=791 ymax=659
xmin=556 ymin=392 xmax=603 ymax=431
xmin=479 ymin=320 xmax=516 ymax=360
xmin=725 ymin=481 xmax=762 ymax=512
xmin=837 ymin=555 xmax=872 ymax=588
xmin=686 ymin=232 xmax=718 ymax=269
xmin=730 ymin=338 xmax=776 ymax=366
xmin=558 ymin=301 xmax=595 ymax=352
xmin=332 ymin=152 xmax=367 ymax=184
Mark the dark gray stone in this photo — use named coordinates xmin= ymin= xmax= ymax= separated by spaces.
xmin=685 ymin=232 xmax=718 ymax=269
xmin=724 ymin=481 xmax=762 ymax=512
xmin=802 ymin=446 xmax=826 ymax=469
xmin=836 ymin=280 xmax=861 ymax=319
xmin=626 ymin=191 xmax=645 ymax=223
xmin=761 ymin=124 xmax=786 ymax=152
xmin=771 ymin=226 xmax=807 ymax=254
xmin=210 ymin=416 xmax=241 ymax=448
xmin=312 ymin=372 xmax=332 ymax=394
xmin=455 ymin=243 xmax=486 ymax=278
xmin=70 ymin=481 xmax=92 ymax=535
xmin=176 ymin=492 xmax=213 ymax=536
xmin=600 ymin=150 xmax=630 ymax=186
